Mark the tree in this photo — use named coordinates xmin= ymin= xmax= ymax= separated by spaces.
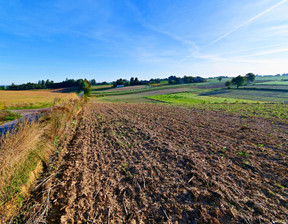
xmin=134 ymin=77 xmax=139 ymax=84
xmin=130 ymin=77 xmax=135 ymax=85
xmin=168 ymin=76 xmax=176 ymax=84
xmin=217 ymin=77 xmax=222 ymax=82
xmin=231 ymin=75 xmax=246 ymax=88
xmin=83 ymin=82 xmax=91 ymax=96
xmin=183 ymin=76 xmax=194 ymax=84
xmin=245 ymin=73 xmax=255 ymax=84
xmin=225 ymin=81 xmax=232 ymax=89
xmin=113 ymin=78 xmax=129 ymax=87
xmin=90 ymin=79 xmax=96 ymax=86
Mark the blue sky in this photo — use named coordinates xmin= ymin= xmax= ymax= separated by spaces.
xmin=0 ymin=0 xmax=288 ymax=84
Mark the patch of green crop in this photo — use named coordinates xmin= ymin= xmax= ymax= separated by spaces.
xmin=148 ymin=90 xmax=288 ymax=121
xmin=148 ymin=92 xmax=258 ymax=105
xmin=259 ymin=80 xmax=288 ymax=85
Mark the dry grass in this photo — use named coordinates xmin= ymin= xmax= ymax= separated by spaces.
xmin=0 ymin=95 xmax=85 ymax=221
xmin=0 ymin=89 xmax=76 ymax=109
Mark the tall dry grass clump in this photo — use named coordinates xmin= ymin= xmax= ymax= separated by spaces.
xmin=0 ymin=94 xmax=85 ymax=221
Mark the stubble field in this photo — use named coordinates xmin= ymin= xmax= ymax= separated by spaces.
xmin=0 ymin=89 xmax=76 ymax=109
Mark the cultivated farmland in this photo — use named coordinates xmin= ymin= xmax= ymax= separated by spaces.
xmin=1 ymin=78 xmax=288 ymax=223
xmin=21 ymin=102 xmax=288 ymax=223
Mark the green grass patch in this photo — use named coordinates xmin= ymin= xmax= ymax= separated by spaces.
xmin=0 ymin=111 xmax=22 ymax=124
xmin=147 ymin=91 xmax=288 ymax=121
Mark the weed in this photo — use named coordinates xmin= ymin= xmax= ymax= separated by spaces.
xmin=53 ymin=136 xmax=59 ymax=147
xmin=243 ymin=160 xmax=252 ymax=166
xmin=277 ymin=184 xmax=285 ymax=189
xmin=269 ymin=191 xmax=275 ymax=196
xmin=238 ymin=151 xmax=249 ymax=157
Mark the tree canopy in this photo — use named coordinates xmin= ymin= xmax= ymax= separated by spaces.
xmin=245 ymin=73 xmax=255 ymax=84
xmin=231 ymin=76 xmax=246 ymax=88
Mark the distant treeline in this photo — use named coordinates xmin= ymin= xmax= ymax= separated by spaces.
xmin=1 ymin=75 xmax=207 ymax=91
xmin=1 ymin=79 xmax=92 ymax=91
xmin=256 ymin=73 xmax=288 ymax=77
xmin=113 ymin=75 xmax=206 ymax=87
xmin=168 ymin=76 xmax=206 ymax=84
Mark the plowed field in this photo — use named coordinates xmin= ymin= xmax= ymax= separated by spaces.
xmin=33 ymin=103 xmax=288 ymax=223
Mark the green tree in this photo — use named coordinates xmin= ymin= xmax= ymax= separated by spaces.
xmin=231 ymin=75 xmax=246 ymax=88
xmin=217 ymin=77 xmax=222 ymax=82
xmin=245 ymin=73 xmax=255 ymax=84
xmin=130 ymin=77 xmax=135 ymax=85
xmin=82 ymin=79 xmax=91 ymax=96
xmin=225 ymin=81 xmax=232 ymax=89
xmin=90 ymin=79 xmax=96 ymax=86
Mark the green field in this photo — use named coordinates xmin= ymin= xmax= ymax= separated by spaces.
xmin=148 ymin=92 xmax=260 ymax=104
xmin=89 ymin=75 xmax=288 ymax=122
xmin=145 ymin=89 xmax=288 ymax=121
xmin=257 ymin=80 xmax=288 ymax=85
xmin=200 ymin=89 xmax=288 ymax=103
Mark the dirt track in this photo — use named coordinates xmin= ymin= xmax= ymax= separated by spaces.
xmin=37 ymin=103 xmax=287 ymax=223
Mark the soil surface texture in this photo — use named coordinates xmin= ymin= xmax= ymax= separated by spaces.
xmin=33 ymin=103 xmax=288 ymax=223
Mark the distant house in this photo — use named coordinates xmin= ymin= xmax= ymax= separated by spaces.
xmin=116 ymin=85 xmax=124 ymax=88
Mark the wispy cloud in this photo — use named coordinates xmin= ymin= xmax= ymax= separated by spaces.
xmin=232 ymin=47 xmax=288 ymax=58
xmin=177 ymin=0 xmax=288 ymax=65
xmin=124 ymin=0 xmax=198 ymax=50
xmin=205 ymin=0 xmax=288 ymax=48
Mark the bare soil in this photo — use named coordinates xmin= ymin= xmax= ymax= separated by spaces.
xmin=25 ymin=103 xmax=288 ymax=223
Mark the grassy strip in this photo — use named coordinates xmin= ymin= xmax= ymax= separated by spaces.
xmin=0 ymin=111 xmax=22 ymax=124
xmin=0 ymin=96 xmax=86 ymax=221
